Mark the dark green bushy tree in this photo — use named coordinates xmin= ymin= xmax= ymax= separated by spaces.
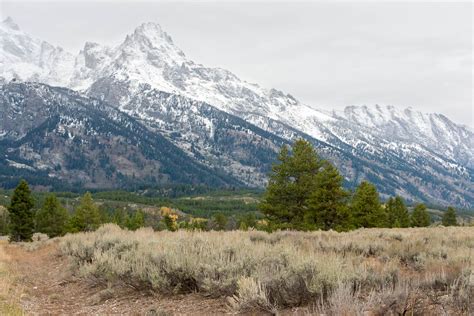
xmin=70 ymin=192 xmax=101 ymax=232
xmin=0 ymin=206 xmax=10 ymax=236
xmin=411 ymin=203 xmax=431 ymax=227
xmin=259 ymin=139 xmax=322 ymax=229
xmin=442 ymin=207 xmax=458 ymax=226
xmin=260 ymin=139 xmax=444 ymax=231
xmin=125 ymin=210 xmax=145 ymax=231
xmin=238 ymin=213 xmax=257 ymax=231
xmin=305 ymin=161 xmax=352 ymax=231
xmin=350 ymin=181 xmax=386 ymax=228
xmin=36 ymin=194 xmax=69 ymax=237
xmin=386 ymin=196 xmax=410 ymax=228
xmin=212 ymin=213 xmax=228 ymax=231
xmin=8 ymin=180 xmax=35 ymax=242
xmin=111 ymin=208 xmax=127 ymax=227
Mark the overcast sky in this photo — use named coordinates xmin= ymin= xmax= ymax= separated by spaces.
xmin=2 ymin=1 xmax=473 ymax=126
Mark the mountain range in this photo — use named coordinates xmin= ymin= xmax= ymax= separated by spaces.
xmin=1 ymin=17 xmax=473 ymax=208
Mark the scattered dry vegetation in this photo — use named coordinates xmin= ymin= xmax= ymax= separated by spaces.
xmin=60 ymin=224 xmax=474 ymax=314
xmin=0 ymin=240 xmax=24 ymax=315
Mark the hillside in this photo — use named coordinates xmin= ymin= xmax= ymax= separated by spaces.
xmin=0 ymin=82 xmax=241 ymax=189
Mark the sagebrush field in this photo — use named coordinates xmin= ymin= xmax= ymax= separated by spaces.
xmin=57 ymin=224 xmax=474 ymax=314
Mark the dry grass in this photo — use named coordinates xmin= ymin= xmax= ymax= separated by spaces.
xmin=0 ymin=240 xmax=24 ymax=315
xmin=60 ymin=225 xmax=474 ymax=314
xmin=15 ymin=234 xmax=56 ymax=252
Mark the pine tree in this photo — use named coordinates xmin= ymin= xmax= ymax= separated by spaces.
xmin=8 ymin=180 xmax=35 ymax=242
xmin=0 ymin=206 xmax=10 ymax=236
xmin=112 ymin=208 xmax=127 ymax=227
xmin=386 ymin=197 xmax=395 ymax=226
xmin=70 ymin=192 xmax=101 ymax=232
xmin=238 ymin=213 xmax=257 ymax=231
xmin=441 ymin=207 xmax=458 ymax=226
xmin=126 ymin=211 xmax=145 ymax=231
xmin=98 ymin=205 xmax=111 ymax=224
xmin=36 ymin=194 xmax=69 ymax=237
xmin=411 ymin=203 xmax=431 ymax=227
xmin=259 ymin=139 xmax=322 ymax=228
xmin=350 ymin=181 xmax=386 ymax=228
xmin=305 ymin=161 xmax=352 ymax=231
xmin=212 ymin=213 xmax=228 ymax=231
xmin=386 ymin=196 xmax=410 ymax=228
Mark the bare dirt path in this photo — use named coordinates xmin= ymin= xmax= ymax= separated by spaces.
xmin=1 ymin=241 xmax=229 ymax=315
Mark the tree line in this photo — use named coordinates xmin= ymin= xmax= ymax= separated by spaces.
xmin=1 ymin=180 xmax=261 ymax=241
xmin=3 ymin=180 xmax=146 ymax=241
xmin=259 ymin=139 xmax=459 ymax=231
xmin=2 ymin=140 xmax=462 ymax=241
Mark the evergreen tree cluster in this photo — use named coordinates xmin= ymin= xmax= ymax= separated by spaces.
xmin=259 ymin=140 xmax=455 ymax=231
xmin=2 ymin=179 xmax=261 ymax=240
xmin=4 ymin=181 xmax=147 ymax=241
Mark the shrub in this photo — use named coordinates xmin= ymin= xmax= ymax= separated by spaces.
xmin=227 ymin=277 xmax=276 ymax=313
xmin=32 ymin=232 xmax=49 ymax=242
xmin=60 ymin=225 xmax=474 ymax=313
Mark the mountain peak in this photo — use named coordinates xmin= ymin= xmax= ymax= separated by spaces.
xmin=2 ymin=16 xmax=20 ymax=31
xmin=131 ymin=22 xmax=174 ymax=44
xmin=117 ymin=21 xmax=186 ymax=66
xmin=84 ymin=41 xmax=102 ymax=49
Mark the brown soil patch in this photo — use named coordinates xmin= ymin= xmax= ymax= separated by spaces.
xmin=3 ymin=241 xmax=229 ymax=315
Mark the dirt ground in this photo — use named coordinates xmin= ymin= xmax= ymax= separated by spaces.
xmin=0 ymin=241 xmax=230 ymax=315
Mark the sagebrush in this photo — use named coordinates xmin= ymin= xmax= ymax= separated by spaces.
xmin=60 ymin=225 xmax=474 ymax=314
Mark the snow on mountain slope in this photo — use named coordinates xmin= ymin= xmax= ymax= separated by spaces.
xmin=109 ymin=83 xmax=474 ymax=208
xmin=0 ymin=82 xmax=243 ymax=189
xmin=335 ymin=105 xmax=474 ymax=168
xmin=1 ymin=18 xmax=334 ymax=141
xmin=1 ymin=17 xmax=473 ymax=207
xmin=85 ymin=22 xmax=337 ymax=142
xmin=0 ymin=17 xmax=75 ymax=87
xmin=120 ymin=85 xmax=292 ymax=187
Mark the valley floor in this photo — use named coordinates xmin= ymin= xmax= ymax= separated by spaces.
xmin=0 ymin=241 xmax=228 ymax=315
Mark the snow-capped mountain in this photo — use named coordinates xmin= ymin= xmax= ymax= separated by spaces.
xmin=1 ymin=17 xmax=473 ymax=208
xmin=0 ymin=82 xmax=246 ymax=189
xmin=0 ymin=17 xmax=75 ymax=87
xmin=1 ymin=18 xmax=334 ymax=137
xmin=336 ymin=105 xmax=473 ymax=168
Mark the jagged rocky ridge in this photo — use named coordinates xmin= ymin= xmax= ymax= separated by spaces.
xmin=0 ymin=18 xmax=473 ymax=208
